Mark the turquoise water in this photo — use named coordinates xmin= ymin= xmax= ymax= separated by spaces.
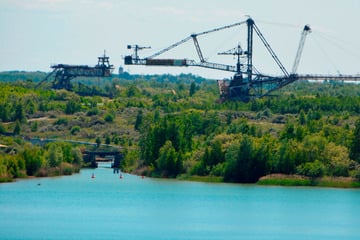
xmin=1 ymin=167 xmax=360 ymax=240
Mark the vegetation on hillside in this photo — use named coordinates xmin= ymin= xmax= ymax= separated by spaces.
xmin=1 ymin=72 xmax=360 ymax=186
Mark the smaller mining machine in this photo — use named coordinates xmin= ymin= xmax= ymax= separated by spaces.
xmin=37 ymin=51 xmax=114 ymax=90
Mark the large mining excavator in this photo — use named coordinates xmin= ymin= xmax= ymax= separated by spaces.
xmin=125 ymin=17 xmax=360 ymax=102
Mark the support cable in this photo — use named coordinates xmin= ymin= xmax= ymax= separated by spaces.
xmin=253 ymin=23 xmax=289 ymax=77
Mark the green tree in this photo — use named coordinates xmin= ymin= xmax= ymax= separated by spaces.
xmin=65 ymin=99 xmax=81 ymax=114
xmin=25 ymin=100 xmax=36 ymax=115
xmin=224 ymin=142 xmax=240 ymax=182
xmin=302 ymin=135 xmax=327 ymax=163
xmin=0 ymin=103 xmax=11 ymax=122
xmin=30 ymin=121 xmax=38 ymax=132
xmin=299 ymin=109 xmax=306 ymax=125
xmin=350 ymin=119 xmax=360 ymax=162
xmin=96 ymin=137 xmax=101 ymax=148
xmin=255 ymin=136 xmax=275 ymax=176
xmin=189 ymin=82 xmax=196 ymax=97
xmin=224 ymin=136 xmax=255 ymax=183
xmin=13 ymin=120 xmax=21 ymax=135
xmin=4 ymin=155 xmax=24 ymax=178
xmin=0 ymin=122 xmax=5 ymax=134
xmin=236 ymin=136 xmax=256 ymax=182
xmin=324 ymin=143 xmax=350 ymax=177
xmin=47 ymin=144 xmax=63 ymax=168
xmin=156 ymin=140 xmax=179 ymax=177
xmin=206 ymin=140 xmax=224 ymax=167
xmin=276 ymin=140 xmax=296 ymax=174
xmin=22 ymin=145 xmax=43 ymax=176
xmin=61 ymin=143 xmax=73 ymax=163
xmin=14 ymin=102 xmax=26 ymax=123
xmin=105 ymin=135 xmax=111 ymax=145
xmin=134 ymin=110 xmax=143 ymax=131
xmin=126 ymin=85 xmax=140 ymax=97
xmin=153 ymin=110 xmax=160 ymax=123
xmin=71 ymin=148 xmax=83 ymax=165
xmin=280 ymin=122 xmax=295 ymax=140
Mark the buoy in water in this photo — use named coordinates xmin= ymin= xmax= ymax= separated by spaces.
xmin=91 ymin=173 xmax=95 ymax=179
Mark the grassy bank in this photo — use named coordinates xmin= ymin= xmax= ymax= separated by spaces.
xmin=176 ymin=173 xmax=360 ymax=188
xmin=177 ymin=174 xmax=224 ymax=183
xmin=0 ymin=177 xmax=14 ymax=183
xmin=257 ymin=174 xmax=360 ymax=188
xmin=0 ymin=163 xmax=81 ymax=184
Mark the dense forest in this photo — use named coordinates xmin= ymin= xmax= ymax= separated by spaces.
xmin=1 ymin=71 xmax=360 ymax=186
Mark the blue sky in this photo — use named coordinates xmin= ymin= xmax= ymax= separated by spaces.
xmin=1 ymin=0 xmax=360 ymax=79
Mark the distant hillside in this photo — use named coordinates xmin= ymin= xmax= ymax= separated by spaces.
xmin=1 ymin=73 xmax=360 ymax=186
xmin=0 ymin=71 xmax=48 ymax=83
xmin=0 ymin=70 xmax=210 ymax=86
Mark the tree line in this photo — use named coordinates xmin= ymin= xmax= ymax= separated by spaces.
xmin=135 ymin=107 xmax=360 ymax=182
xmin=0 ymin=139 xmax=82 ymax=182
xmin=2 ymin=72 xmax=360 ymax=183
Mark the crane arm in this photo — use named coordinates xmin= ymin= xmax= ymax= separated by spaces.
xmin=192 ymin=35 xmax=205 ymax=62
xmin=147 ymin=36 xmax=192 ymax=59
xmin=293 ymin=74 xmax=360 ymax=81
xmin=292 ymin=25 xmax=311 ymax=74
xmin=146 ymin=20 xmax=247 ymax=60
xmin=144 ymin=58 xmax=237 ymax=72
xmin=194 ymin=20 xmax=247 ymax=37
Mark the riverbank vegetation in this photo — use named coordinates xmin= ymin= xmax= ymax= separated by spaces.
xmin=1 ymin=71 xmax=360 ymax=187
xmin=0 ymin=137 xmax=82 ymax=182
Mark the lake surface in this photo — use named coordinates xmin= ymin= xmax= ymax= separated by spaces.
xmin=1 ymin=167 xmax=360 ymax=240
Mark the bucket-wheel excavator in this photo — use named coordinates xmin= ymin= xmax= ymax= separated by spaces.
xmin=124 ymin=17 xmax=360 ymax=102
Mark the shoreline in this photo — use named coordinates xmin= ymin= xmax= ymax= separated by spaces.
xmin=3 ymin=170 xmax=360 ymax=189
xmin=257 ymin=174 xmax=360 ymax=188
xmin=177 ymin=173 xmax=360 ymax=188
xmin=0 ymin=164 xmax=82 ymax=183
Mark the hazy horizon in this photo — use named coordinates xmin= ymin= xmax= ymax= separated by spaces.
xmin=1 ymin=0 xmax=360 ymax=79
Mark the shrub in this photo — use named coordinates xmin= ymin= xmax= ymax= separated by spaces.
xmin=0 ymin=122 xmax=5 ymax=133
xmin=209 ymin=162 xmax=226 ymax=176
xmin=65 ymin=99 xmax=81 ymax=114
xmin=61 ymin=162 xmax=74 ymax=175
xmin=331 ymin=163 xmax=349 ymax=177
xmin=353 ymin=168 xmax=360 ymax=181
xmin=86 ymin=107 xmax=99 ymax=116
xmin=296 ymin=160 xmax=325 ymax=178
xmin=55 ymin=117 xmax=68 ymax=125
xmin=70 ymin=125 xmax=81 ymax=135
xmin=104 ymin=113 xmax=114 ymax=123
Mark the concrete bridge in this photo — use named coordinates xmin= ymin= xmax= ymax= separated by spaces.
xmin=83 ymin=148 xmax=123 ymax=170
xmin=26 ymin=137 xmax=123 ymax=170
